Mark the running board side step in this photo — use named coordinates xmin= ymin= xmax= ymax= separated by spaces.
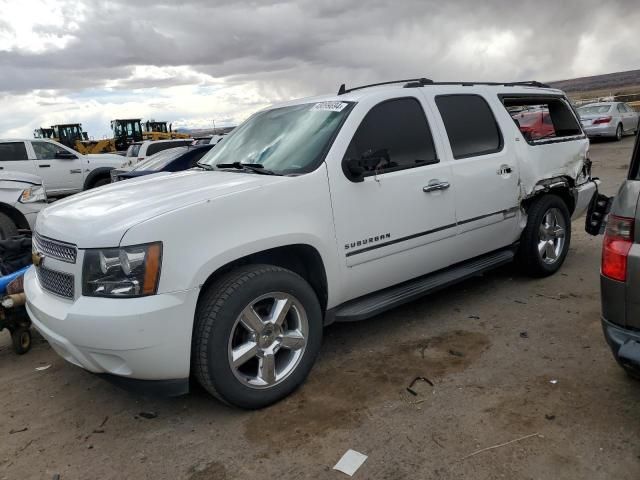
xmin=327 ymin=248 xmax=515 ymax=323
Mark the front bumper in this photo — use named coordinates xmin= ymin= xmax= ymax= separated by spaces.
xmin=24 ymin=266 xmax=199 ymax=384
xmin=602 ymin=318 xmax=640 ymax=371
xmin=583 ymin=123 xmax=617 ymax=137
xmin=572 ymin=179 xmax=599 ymax=220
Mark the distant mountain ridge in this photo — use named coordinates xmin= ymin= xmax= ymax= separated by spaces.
xmin=548 ymin=69 xmax=640 ymax=94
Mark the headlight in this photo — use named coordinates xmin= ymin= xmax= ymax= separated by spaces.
xmin=82 ymin=242 xmax=162 ymax=297
xmin=19 ymin=185 xmax=47 ymax=203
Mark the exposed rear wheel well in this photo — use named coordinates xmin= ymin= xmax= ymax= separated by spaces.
xmin=522 ymin=184 xmax=575 ymax=216
xmin=199 ymin=244 xmax=329 ymax=313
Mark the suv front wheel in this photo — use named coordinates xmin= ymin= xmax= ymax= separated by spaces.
xmin=192 ymin=264 xmax=323 ymax=409
xmin=518 ymin=194 xmax=571 ymax=277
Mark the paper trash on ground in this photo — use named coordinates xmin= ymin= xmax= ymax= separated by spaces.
xmin=333 ymin=449 xmax=367 ymax=476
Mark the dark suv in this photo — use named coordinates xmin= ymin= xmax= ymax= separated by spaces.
xmin=601 ymin=133 xmax=640 ymax=376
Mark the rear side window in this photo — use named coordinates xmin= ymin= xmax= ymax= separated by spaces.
xmin=435 ymin=95 xmax=503 ymax=159
xmin=504 ymin=96 xmax=583 ymax=143
xmin=127 ymin=144 xmax=141 ymax=157
xmin=146 ymin=141 xmax=191 ymax=156
xmin=0 ymin=142 xmax=28 ymax=161
xmin=617 ymin=104 xmax=626 ymax=113
xmin=343 ymin=97 xmax=438 ymax=177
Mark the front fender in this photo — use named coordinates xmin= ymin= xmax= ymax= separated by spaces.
xmin=119 ymin=166 xmax=344 ymax=306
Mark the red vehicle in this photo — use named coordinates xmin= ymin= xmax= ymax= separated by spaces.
xmin=511 ymin=109 xmax=555 ymax=141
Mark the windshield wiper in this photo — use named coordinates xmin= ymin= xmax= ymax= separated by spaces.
xmin=195 ymin=162 xmax=214 ymax=170
xmin=215 ymin=162 xmax=280 ymax=175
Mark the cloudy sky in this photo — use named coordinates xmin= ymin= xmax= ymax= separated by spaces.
xmin=1 ymin=0 xmax=639 ymax=138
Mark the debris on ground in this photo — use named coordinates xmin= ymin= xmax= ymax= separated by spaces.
xmin=333 ymin=449 xmax=368 ymax=476
xmin=468 ymin=315 xmax=480 ymax=319
xmin=406 ymin=376 xmax=434 ymax=396
xmin=520 ymin=331 xmax=528 ymax=338
xmin=549 ymin=379 xmax=558 ymax=385
xmin=52 ymin=474 xmax=60 ymax=480
xmin=448 ymin=349 xmax=464 ymax=357
xmin=35 ymin=364 xmax=51 ymax=371
xmin=138 ymin=412 xmax=158 ymax=419
xmin=9 ymin=427 xmax=28 ymax=434
xmin=545 ymin=414 xmax=556 ymax=420
xmin=98 ymin=416 xmax=109 ymax=428
xmin=460 ymin=433 xmax=541 ymax=460
xmin=514 ymin=299 xmax=527 ymax=304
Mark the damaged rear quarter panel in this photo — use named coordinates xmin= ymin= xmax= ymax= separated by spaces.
xmin=516 ymin=136 xmax=590 ymax=199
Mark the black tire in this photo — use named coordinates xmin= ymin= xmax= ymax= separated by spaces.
xmin=11 ymin=327 xmax=31 ymax=355
xmin=91 ymin=177 xmax=110 ymax=188
xmin=518 ymin=194 xmax=571 ymax=277
xmin=192 ymin=264 xmax=323 ymax=409
xmin=615 ymin=123 xmax=623 ymax=141
xmin=0 ymin=212 xmax=19 ymax=240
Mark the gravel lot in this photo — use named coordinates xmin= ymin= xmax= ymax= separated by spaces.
xmin=1 ymin=137 xmax=639 ymax=480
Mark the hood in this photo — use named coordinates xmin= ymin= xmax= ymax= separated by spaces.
xmin=0 ymin=171 xmax=42 ymax=185
xmin=36 ymin=170 xmax=286 ymax=247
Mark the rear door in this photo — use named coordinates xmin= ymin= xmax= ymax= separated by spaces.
xmin=0 ymin=141 xmax=38 ymax=176
xmin=29 ymin=140 xmax=83 ymax=194
xmin=428 ymin=93 xmax=521 ymax=261
xmin=326 ymin=94 xmax=457 ymax=300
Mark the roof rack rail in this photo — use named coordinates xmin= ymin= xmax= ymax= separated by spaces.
xmin=335 ymin=79 xmax=551 ymax=96
xmin=427 ymin=80 xmax=551 ymax=88
xmin=337 ymin=78 xmax=434 ymax=95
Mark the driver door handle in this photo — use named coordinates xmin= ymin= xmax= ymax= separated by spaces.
xmin=423 ymin=180 xmax=450 ymax=193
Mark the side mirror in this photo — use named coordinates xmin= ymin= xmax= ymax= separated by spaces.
xmin=55 ymin=150 xmax=77 ymax=160
xmin=343 ymin=148 xmax=391 ymax=183
xmin=344 ymin=157 xmax=365 ymax=182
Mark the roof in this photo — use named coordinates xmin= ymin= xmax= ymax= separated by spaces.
xmin=270 ymin=81 xmax=565 ymax=109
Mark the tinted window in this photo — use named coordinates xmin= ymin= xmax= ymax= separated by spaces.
xmin=0 ymin=142 xmax=28 ymax=161
xmin=618 ymin=103 xmax=626 ymax=113
xmin=132 ymin=147 xmax=186 ymax=171
xmin=503 ymin=96 xmax=582 ymax=143
xmin=344 ymin=97 xmax=437 ymax=177
xmin=436 ymin=95 xmax=502 ymax=159
xmin=146 ymin=140 xmax=191 ymax=156
xmin=32 ymin=141 xmax=60 ymax=159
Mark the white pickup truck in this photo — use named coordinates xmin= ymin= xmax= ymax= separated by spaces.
xmin=0 ymin=139 xmax=126 ymax=196
xmin=25 ymin=79 xmax=598 ymax=408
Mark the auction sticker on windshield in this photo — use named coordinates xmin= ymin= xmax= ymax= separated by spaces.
xmin=311 ymin=101 xmax=348 ymax=112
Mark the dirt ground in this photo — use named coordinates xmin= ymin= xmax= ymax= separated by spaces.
xmin=1 ymin=137 xmax=639 ymax=480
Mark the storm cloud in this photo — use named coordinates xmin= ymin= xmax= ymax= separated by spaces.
xmin=1 ymin=0 xmax=639 ymax=137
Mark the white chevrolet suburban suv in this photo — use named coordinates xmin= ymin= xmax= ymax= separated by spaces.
xmin=24 ymin=79 xmax=599 ymax=408
xmin=0 ymin=139 xmax=126 ymax=196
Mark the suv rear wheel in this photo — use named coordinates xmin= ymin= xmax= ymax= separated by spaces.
xmin=518 ymin=194 xmax=571 ymax=277
xmin=192 ymin=264 xmax=322 ymax=409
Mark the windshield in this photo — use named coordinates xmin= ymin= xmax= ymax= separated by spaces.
xmin=132 ymin=147 xmax=187 ymax=171
xmin=198 ymin=101 xmax=354 ymax=175
xmin=577 ymin=104 xmax=612 ymax=116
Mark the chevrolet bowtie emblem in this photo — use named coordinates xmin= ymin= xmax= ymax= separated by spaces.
xmin=32 ymin=251 xmax=44 ymax=267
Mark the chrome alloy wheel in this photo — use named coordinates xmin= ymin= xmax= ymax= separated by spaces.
xmin=228 ymin=292 xmax=309 ymax=389
xmin=538 ymin=207 xmax=566 ymax=264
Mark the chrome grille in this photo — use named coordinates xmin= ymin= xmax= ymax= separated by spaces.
xmin=36 ymin=266 xmax=75 ymax=299
xmin=33 ymin=233 xmax=77 ymax=264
